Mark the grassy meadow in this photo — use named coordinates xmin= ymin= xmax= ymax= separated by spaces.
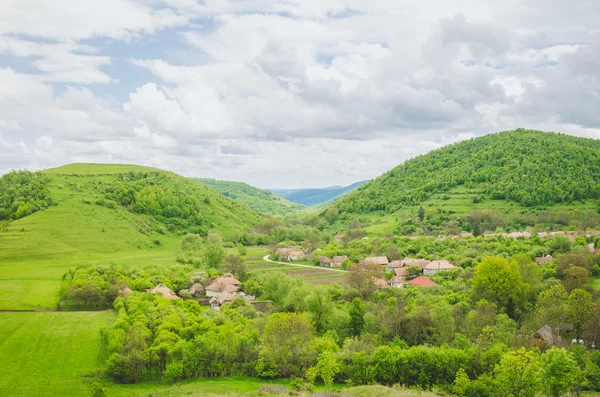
xmin=0 ymin=311 xmax=115 ymax=396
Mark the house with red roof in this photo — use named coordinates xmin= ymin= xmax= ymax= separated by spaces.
xmin=407 ymin=276 xmax=438 ymax=287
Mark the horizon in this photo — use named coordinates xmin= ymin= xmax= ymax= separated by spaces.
xmin=1 ymin=1 xmax=600 ymax=188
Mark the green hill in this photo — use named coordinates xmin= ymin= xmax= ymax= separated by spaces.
xmin=271 ymin=180 xmax=369 ymax=206
xmin=0 ymin=163 xmax=262 ymax=309
xmin=195 ymin=178 xmax=306 ymax=215
xmin=329 ymin=130 xmax=600 ymax=235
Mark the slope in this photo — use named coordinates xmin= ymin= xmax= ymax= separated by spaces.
xmin=329 ymin=130 xmax=600 ymax=235
xmin=272 ymin=180 xmax=369 ymax=206
xmin=195 ymin=178 xmax=306 ymax=215
xmin=0 ymin=163 xmax=262 ymax=309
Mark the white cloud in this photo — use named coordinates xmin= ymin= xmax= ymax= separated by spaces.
xmin=0 ymin=0 xmax=599 ymax=187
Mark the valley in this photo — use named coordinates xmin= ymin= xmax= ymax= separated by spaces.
xmin=1 ymin=131 xmax=600 ymax=397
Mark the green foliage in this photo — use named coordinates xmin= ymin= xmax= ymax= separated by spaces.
xmin=0 ymin=170 xmax=55 ymax=220
xmin=494 ymin=347 xmax=540 ymax=397
xmin=473 ymin=256 xmax=524 ymax=310
xmin=258 ymin=312 xmax=317 ymax=377
xmin=196 ymin=178 xmax=306 ymax=215
xmin=541 ymin=348 xmax=581 ymax=397
xmin=58 ymin=264 xmax=193 ymax=309
xmin=335 ymin=130 xmax=600 ymax=213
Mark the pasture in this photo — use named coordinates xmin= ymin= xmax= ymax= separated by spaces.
xmin=0 ymin=311 xmax=115 ymax=396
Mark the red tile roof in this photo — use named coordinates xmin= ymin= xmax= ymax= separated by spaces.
xmin=407 ymin=277 xmax=438 ymax=286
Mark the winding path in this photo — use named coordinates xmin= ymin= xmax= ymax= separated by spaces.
xmin=262 ymin=255 xmax=347 ymax=273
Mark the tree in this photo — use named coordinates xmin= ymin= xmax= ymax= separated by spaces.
xmin=305 ymin=287 xmax=334 ymax=333
xmin=406 ymin=264 xmax=422 ymax=277
xmin=541 ymin=348 xmax=581 ymax=397
xmin=306 ymin=350 xmax=341 ymax=390
xmin=562 ymin=266 xmax=589 ymax=292
xmin=106 ymin=324 xmax=150 ymax=383
xmin=494 ymin=347 xmax=540 ymax=397
xmin=222 ymin=253 xmax=247 ymax=279
xmin=473 ymin=257 xmax=524 ymax=310
xmin=258 ymin=313 xmax=316 ymax=377
xmin=348 ymin=298 xmax=365 ymax=337
xmin=418 ymin=206 xmax=425 ymax=221
xmin=567 ymin=289 xmax=596 ymax=340
xmin=181 ymin=234 xmax=203 ymax=252
xmin=534 ymin=284 xmax=570 ymax=340
xmin=204 ymin=232 xmax=225 ymax=268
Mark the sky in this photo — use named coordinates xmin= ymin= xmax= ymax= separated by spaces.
xmin=0 ymin=0 xmax=599 ymax=189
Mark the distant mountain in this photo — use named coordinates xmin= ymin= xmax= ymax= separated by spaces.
xmin=195 ymin=178 xmax=306 ymax=215
xmin=271 ymin=180 xmax=369 ymax=206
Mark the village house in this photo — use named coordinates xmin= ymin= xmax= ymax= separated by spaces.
xmin=386 ymin=260 xmax=403 ymax=272
xmin=205 ymin=277 xmax=241 ymax=297
xmin=330 ymin=255 xmax=347 ymax=268
xmin=147 ymin=283 xmax=179 ymax=299
xmin=319 ymin=256 xmax=331 ymax=267
xmin=400 ymin=257 xmax=431 ymax=270
xmin=188 ymin=283 xmax=205 ymax=297
xmin=209 ymin=293 xmax=234 ymax=311
xmin=423 ymin=260 xmax=456 ymax=276
xmin=288 ymin=251 xmax=306 ymax=261
xmin=393 ymin=267 xmax=410 ymax=277
xmin=363 ymin=256 xmax=389 ymax=266
xmin=533 ymin=324 xmax=565 ymax=350
xmin=371 ymin=277 xmax=389 ymax=289
xmin=535 ymin=254 xmax=553 ymax=265
xmin=407 ymin=277 xmax=438 ymax=287
xmin=119 ymin=287 xmax=133 ymax=297
xmin=334 ymin=234 xmax=344 ymax=242
xmin=388 ymin=276 xmax=405 ymax=288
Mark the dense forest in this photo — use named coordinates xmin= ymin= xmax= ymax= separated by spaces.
xmin=76 ymin=169 xmax=262 ymax=237
xmin=335 ymin=130 xmax=600 ymax=214
xmin=196 ymin=178 xmax=306 ymax=215
xmin=0 ymin=170 xmax=55 ymax=220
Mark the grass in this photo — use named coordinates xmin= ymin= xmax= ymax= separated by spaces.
xmin=362 ymin=183 xmax=600 ymax=236
xmin=0 ymin=163 xmax=265 ymax=310
xmin=0 ymin=311 xmax=115 ymax=396
xmin=104 ymin=377 xmax=291 ymax=396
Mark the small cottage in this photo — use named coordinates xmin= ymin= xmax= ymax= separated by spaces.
xmin=423 ymin=260 xmax=456 ymax=276
xmin=363 ymin=256 xmax=389 ymax=266
xmin=535 ymin=254 xmax=553 ymax=265
xmin=407 ymin=277 xmax=438 ymax=287
xmin=205 ymin=277 xmax=241 ymax=297
xmin=319 ymin=256 xmax=332 ymax=267
xmin=371 ymin=277 xmax=389 ymax=289
xmin=533 ymin=324 xmax=564 ymax=349
xmin=147 ymin=283 xmax=179 ymax=299
xmin=388 ymin=276 xmax=405 ymax=288
xmin=400 ymin=257 xmax=431 ymax=270
xmin=331 ymin=255 xmax=347 ymax=268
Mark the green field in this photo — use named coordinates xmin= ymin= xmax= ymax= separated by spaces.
xmin=0 ymin=311 xmax=115 ymax=396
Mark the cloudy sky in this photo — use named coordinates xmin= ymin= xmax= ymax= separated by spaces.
xmin=1 ymin=0 xmax=599 ymax=188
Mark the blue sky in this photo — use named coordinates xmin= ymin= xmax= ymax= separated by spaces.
xmin=0 ymin=0 xmax=599 ymax=188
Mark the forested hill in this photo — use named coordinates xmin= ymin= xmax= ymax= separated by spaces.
xmin=195 ymin=178 xmax=306 ymax=215
xmin=334 ymin=130 xmax=600 ymax=214
xmin=0 ymin=163 xmax=262 ymax=261
xmin=272 ymin=180 xmax=369 ymax=206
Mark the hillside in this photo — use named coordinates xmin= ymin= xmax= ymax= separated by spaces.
xmin=325 ymin=130 xmax=600 ymax=236
xmin=195 ymin=178 xmax=306 ymax=215
xmin=335 ymin=130 xmax=600 ymax=214
xmin=272 ymin=180 xmax=369 ymax=206
xmin=0 ymin=163 xmax=262 ymax=309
